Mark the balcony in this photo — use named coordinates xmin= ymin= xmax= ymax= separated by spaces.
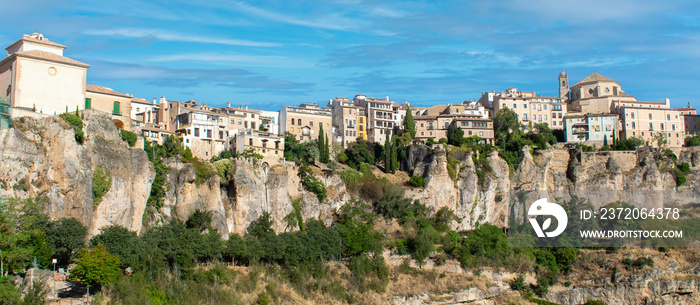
xmin=572 ymin=127 xmax=588 ymax=134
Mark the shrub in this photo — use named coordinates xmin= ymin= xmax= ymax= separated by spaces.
xmin=120 ymin=130 xmax=138 ymax=147
xmin=679 ymin=162 xmax=690 ymax=172
xmin=676 ymin=171 xmax=686 ymax=186
xmin=92 ymin=165 xmax=112 ymax=207
xmin=408 ymin=175 xmax=426 ymax=187
xmin=60 ymin=113 xmax=85 ymax=144
xmin=191 ymin=159 xmax=217 ymax=185
xmin=298 ymin=165 xmax=327 ymax=202
xmin=585 ymin=300 xmax=606 ymax=305
xmin=339 ymin=168 xmax=363 ymax=189
xmin=70 ymin=243 xmax=122 ymax=291
xmin=213 ymin=158 xmax=234 ymax=183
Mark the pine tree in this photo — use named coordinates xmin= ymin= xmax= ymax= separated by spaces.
xmin=75 ymin=105 xmax=80 ymax=116
xmin=404 ymin=106 xmax=416 ymax=139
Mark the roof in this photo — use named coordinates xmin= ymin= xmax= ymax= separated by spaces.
xmin=5 ymin=33 xmax=67 ymax=52
xmin=2 ymin=50 xmax=90 ymax=68
xmin=86 ymin=84 xmax=131 ymax=98
xmin=142 ymin=126 xmax=174 ymax=133
xmin=573 ymin=72 xmax=620 ymax=87
xmin=452 ymin=117 xmax=492 ymax=122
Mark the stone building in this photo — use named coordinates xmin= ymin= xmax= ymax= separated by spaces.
xmin=0 ymin=33 xmax=89 ymax=117
xmin=353 ymin=95 xmax=404 ymax=144
xmin=280 ymin=103 xmax=333 ymax=142
xmin=451 ymin=118 xmax=494 ymax=145
xmin=481 ymin=87 xmax=567 ymax=130
xmin=412 ymin=101 xmax=490 ymax=143
xmin=566 ymin=72 xmax=638 ymax=114
xmin=329 ymin=97 xmax=366 ymax=148
xmin=230 ymin=128 xmax=284 ymax=163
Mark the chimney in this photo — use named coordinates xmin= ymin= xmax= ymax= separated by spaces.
xmin=153 ymin=98 xmax=156 ymax=104
xmin=245 ymin=104 xmax=248 ymax=110
xmin=665 ymin=98 xmax=671 ymax=108
xmin=227 ymin=102 xmax=231 ymax=108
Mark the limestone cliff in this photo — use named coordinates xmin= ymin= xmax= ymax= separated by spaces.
xmin=0 ymin=111 xmax=154 ymax=236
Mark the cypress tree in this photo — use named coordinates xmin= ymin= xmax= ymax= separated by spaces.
xmin=404 ymin=106 xmax=416 ymax=139
xmin=384 ymin=131 xmax=392 ymax=173
xmin=391 ymin=140 xmax=399 ymax=173
xmin=318 ymin=124 xmax=325 ymax=163
xmin=325 ymin=134 xmax=330 ymax=163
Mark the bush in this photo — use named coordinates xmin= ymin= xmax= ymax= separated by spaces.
xmin=679 ymin=162 xmax=690 ymax=172
xmin=70 ymin=243 xmax=122 ymax=290
xmin=120 ymin=130 xmax=138 ymax=147
xmin=685 ymin=135 xmax=700 ymax=147
xmin=59 ymin=113 xmax=85 ymax=144
xmin=298 ymin=165 xmax=327 ymax=202
xmin=339 ymin=168 xmax=363 ymax=189
xmin=676 ymin=171 xmax=686 ymax=186
xmin=92 ymin=165 xmax=112 ymax=207
xmin=408 ymin=175 xmax=426 ymax=187
xmin=585 ymin=300 xmax=606 ymax=305
xmin=190 ymin=159 xmax=217 ymax=185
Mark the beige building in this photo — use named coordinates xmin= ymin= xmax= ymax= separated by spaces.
xmin=280 ymin=103 xmax=333 ymax=142
xmin=566 ymin=72 xmax=638 ymax=114
xmin=329 ymin=97 xmax=365 ymax=147
xmin=353 ymin=95 xmax=404 ymax=143
xmin=451 ymin=118 xmax=494 ymax=145
xmin=482 ymin=87 xmax=567 ymax=130
xmin=141 ymin=125 xmax=175 ymax=145
xmin=85 ymin=84 xmax=132 ymax=130
xmin=176 ymin=106 xmax=228 ymax=159
xmin=0 ymin=33 xmax=89 ymax=116
xmin=618 ymin=106 xmax=685 ymax=147
xmin=220 ymin=103 xmax=263 ymax=133
xmin=230 ymin=128 xmax=284 ymax=163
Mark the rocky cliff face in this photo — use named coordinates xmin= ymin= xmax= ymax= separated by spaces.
xmin=1 ymin=114 xmax=698 ymax=238
xmin=0 ymin=111 xmax=154 ymax=236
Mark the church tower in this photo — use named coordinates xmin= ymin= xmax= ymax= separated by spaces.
xmin=558 ymin=71 xmax=569 ymax=101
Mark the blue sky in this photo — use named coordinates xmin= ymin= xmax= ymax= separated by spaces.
xmin=3 ymin=0 xmax=700 ymax=111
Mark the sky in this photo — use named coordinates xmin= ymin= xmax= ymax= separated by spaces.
xmin=3 ymin=0 xmax=700 ymax=111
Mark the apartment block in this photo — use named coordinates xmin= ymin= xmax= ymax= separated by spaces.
xmin=618 ymin=106 xmax=685 ymax=147
xmin=260 ymin=110 xmax=280 ymax=135
xmin=451 ymin=118 xmax=494 ymax=145
xmin=412 ymin=101 xmax=490 ymax=143
xmin=564 ymin=114 xmax=618 ymax=145
xmin=484 ymin=87 xmax=567 ymax=130
xmin=176 ymin=106 xmax=228 ymax=159
xmin=329 ymin=97 xmax=368 ymax=147
xmin=280 ymin=103 xmax=333 ymax=142
xmin=353 ymin=95 xmax=404 ymax=143
xmin=230 ymin=128 xmax=284 ymax=162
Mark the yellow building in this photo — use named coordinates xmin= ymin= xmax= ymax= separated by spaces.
xmin=85 ymin=84 xmax=132 ymax=130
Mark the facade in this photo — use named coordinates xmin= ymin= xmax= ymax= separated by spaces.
xmin=141 ymin=125 xmax=175 ymax=145
xmin=564 ymin=114 xmax=618 ymax=145
xmin=260 ymin=110 xmax=280 ymax=135
xmin=230 ymin=129 xmax=284 ymax=162
xmin=131 ymin=98 xmax=159 ymax=126
xmin=221 ymin=103 xmax=262 ymax=134
xmin=484 ymin=87 xmax=567 ymax=130
xmin=329 ymin=97 xmax=364 ymax=148
xmin=0 ymin=33 xmax=89 ymax=116
xmin=353 ymin=95 xmax=403 ymax=143
xmin=85 ymin=84 xmax=132 ymax=130
xmin=280 ymin=103 xmax=333 ymax=142
xmin=177 ymin=107 xmax=228 ymax=159
xmin=682 ymin=114 xmax=700 ymax=137
xmin=618 ymin=106 xmax=685 ymax=147
xmin=411 ymin=101 xmax=491 ymax=143
xmin=451 ymin=118 xmax=494 ymax=145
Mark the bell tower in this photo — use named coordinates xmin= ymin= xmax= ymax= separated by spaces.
xmin=558 ymin=71 xmax=569 ymax=101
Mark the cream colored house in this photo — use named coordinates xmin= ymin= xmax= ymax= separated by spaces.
xmin=484 ymin=87 xmax=567 ymax=130
xmin=230 ymin=128 xmax=284 ymax=164
xmin=566 ymin=73 xmax=638 ymax=114
xmin=0 ymin=33 xmax=89 ymax=116
xmin=329 ymin=97 xmax=364 ymax=147
xmin=618 ymin=106 xmax=685 ymax=147
xmin=564 ymin=114 xmax=618 ymax=145
xmin=85 ymin=84 xmax=132 ymax=130
xmin=280 ymin=103 xmax=333 ymax=142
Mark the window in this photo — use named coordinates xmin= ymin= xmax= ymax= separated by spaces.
xmin=462 ymin=122 xmax=468 ymax=126
xmin=631 ymin=112 xmax=635 ymax=119
xmin=207 ymin=129 xmax=212 ymax=138
xmin=538 ymin=115 xmax=542 ymax=121
xmin=479 ymin=131 xmax=483 ymax=136
xmin=649 ymin=113 xmax=652 ymax=119
xmin=187 ymin=129 xmax=191 ymax=135
xmin=245 ymin=121 xmax=248 ymax=128
xmin=649 ymin=123 xmax=653 ymax=130
xmin=524 ymin=103 xmax=527 ymax=108
xmin=219 ymin=131 xmax=223 ymax=139
xmin=544 ymin=115 xmax=548 ymax=121
xmin=249 ymin=139 xmax=253 ymax=145
xmin=112 ymin=101 xmax=120 ymax=115
xmin=632 ymin=122 xmax=636 ymax=129
xmin=291 ymin=119 xmax=295 ymax=125
xmin=444 ymin=122 xmax=449 ymax=128
xmin=538 ymin=105 xmax=542 ymax=111
xmin=513 ymin=103 xmax=517 ymax=108
xmin=85 ymin=98 xmax=92 ymax=109
xmin=558 ymin=113 xmax=562 ymax=118
xmin=468 ymin=131 xmax=472 ymax=135
xmin=502 ymin=103 xmax=506 ymax=108
xmin=667 ymin=114 xmax=670 ymax=120
xmin=523 ymin=114 xmax=528 ymax=120
xmin=543 ymin=105 xmax=547 ymax=110
xmin=194 ymin=128 xmax=200 ymax=137
xmin=309 ymin=121 xmax=313 ymax=126
xmin=532 ymin=104 xmax=536 ymax=110
xmin=661 ymin=123 xmax=665 ymax=130
xmin=297 ymin=119 xmax=301 ymax=125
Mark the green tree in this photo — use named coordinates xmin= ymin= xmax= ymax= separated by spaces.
xmin=0 ymin=197 xmax=51 ymax=274
xmin=403 ymin=106 xmax=416 ymax=139
xmin=343 ymin=139 xmax=375 ymax=168
xmin=259 ymin=123 xmax=265 ymax=131
xmin=685 ymin=135 xmax=700 ymax=147
xmin=90 ymin=225 xmax=145 ymax=269
xmin=384 ymin=132 xmax=393 ymax=173
xmin=0 ymin=279 xmax=22 ymax=305
xmin=391 ymin=141 xmax=399 ymax=173
xmin=70 ymin=243 xmax=121 ymax=291
xmin=493 ymin=108 xmax=520 ymax=147
xmin=248 ymin=212 xmax=275 ymax=239
xmin=446 ymin=124 xmax=464 ymax=146
xmin=40 ymin=218 xmax=87 ymax=267
xmin=186 ymin=210 xmax=212 ymax=232
xmin=318 ymin=124 xmax=327 ymax=163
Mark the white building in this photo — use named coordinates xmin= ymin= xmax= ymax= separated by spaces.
xmin=564 ymin=113 xmax=618 ymax=145
xmin=260 ymin=110 xmax=280 ymax=136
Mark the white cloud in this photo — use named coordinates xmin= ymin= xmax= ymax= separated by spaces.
xmin=229 ymin=1 xmax=358 ymax=31
xmin=84 ymin=28 xmax=281 ymax=47
xmin=150 ymin=52 xmax=315 ymax=68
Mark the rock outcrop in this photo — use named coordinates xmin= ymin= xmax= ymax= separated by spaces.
xmin=0 ymin=111 xmax=154 ymax=236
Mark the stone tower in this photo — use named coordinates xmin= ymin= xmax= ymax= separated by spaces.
xmin=558 ymin=71 xmax=569 ymax=101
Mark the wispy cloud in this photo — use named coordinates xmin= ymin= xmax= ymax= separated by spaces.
xmin=149 ymin=52 xmax=314 ymax=68
xmin=230 ymin=1 xmax=358 ymax=31
xmin=84 ymin=28 xmax=281 ymax=47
